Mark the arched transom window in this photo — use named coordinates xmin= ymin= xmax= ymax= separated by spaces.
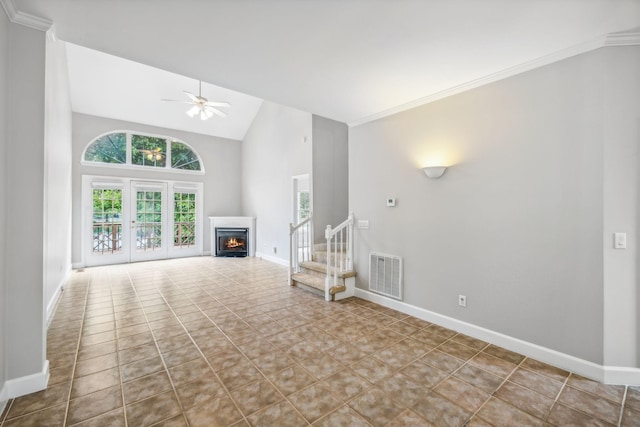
xmin=83 ymin=131 xmax=203 ymax=172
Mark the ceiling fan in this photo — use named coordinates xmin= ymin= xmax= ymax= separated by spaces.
xmin=162 ymin=81 xmax=230 ymax=120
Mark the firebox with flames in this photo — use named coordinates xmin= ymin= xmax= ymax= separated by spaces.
xmin=225 ymin=238 xmax=245 ymax=249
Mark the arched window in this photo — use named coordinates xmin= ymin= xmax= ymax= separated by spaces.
xmin=83 ymin=131 xmax=203 ymax=172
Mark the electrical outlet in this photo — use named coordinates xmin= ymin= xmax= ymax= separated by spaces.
xmin=458 ymin=295 xmax=467 ymax=307
xmin=273 ymin=246 xmax=277 ymax=254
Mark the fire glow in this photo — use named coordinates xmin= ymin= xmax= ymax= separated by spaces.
xmin=225 ymin=238 xmax=245 ymax=249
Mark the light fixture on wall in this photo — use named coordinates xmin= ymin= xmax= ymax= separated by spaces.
xmin=422 ymin=166 xmax=447 ymax=179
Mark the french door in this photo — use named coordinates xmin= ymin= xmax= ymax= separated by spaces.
xmin=83 ymin=176 xmax=203 ymax=266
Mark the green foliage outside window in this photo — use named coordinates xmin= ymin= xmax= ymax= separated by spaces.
xmin=85 ymin=133 xmax=126 ymax=164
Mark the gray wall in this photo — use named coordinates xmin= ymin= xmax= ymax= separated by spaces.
xmin=0 ymin=6 xmax=9 ymax=400
xmin=241 ymin=101 xmax=312 ymax=263
xmin=72 ymin=113 xmax=243 ymax=263
xmin=312 ymin=115 xmax=349 ymax=240
xmin=601 ymin=46 xmax=640 ymax=367
xmin=44 ymin=37 xmax=73 ymax=318
xmin=350 ymin=48 xmax=619 ymax=364
xmin=5 ymin=23 xmax=47 ymax=380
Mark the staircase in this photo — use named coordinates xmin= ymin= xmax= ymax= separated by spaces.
xmin=289 ymin=214 xmax=356 ymax=301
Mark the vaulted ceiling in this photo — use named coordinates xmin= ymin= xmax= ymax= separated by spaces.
xmin=9 ymin=0 xmax=640 ymax=136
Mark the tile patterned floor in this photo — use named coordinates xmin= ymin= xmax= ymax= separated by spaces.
xmin=1 ymin=256 xmax=638 ymax=426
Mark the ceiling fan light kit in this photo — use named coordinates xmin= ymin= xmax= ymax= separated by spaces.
xmin=163 ymin=80 xmax=230 ymax=121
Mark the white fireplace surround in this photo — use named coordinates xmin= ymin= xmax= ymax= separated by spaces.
xmin=209 ymin=217 xmax=256 ymax=257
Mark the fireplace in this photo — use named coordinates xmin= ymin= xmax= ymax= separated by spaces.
xmin=216 ymin=228 xmax=249 ymax=257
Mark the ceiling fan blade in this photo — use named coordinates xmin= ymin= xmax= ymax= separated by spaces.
xmin=204 ymin=101 xmax=230 ymax=108
xmin=206 ymin=106 xmax=228 ymax=118
xmin=184 ymin=91 xmax=199 ymax=102
xmin=186 ymin=105 xmax=200 ymax=118
xmin=162 ymin=99 xmax=196 ymax=104
xmin=200 ymin=109 xmax=213 ymax=120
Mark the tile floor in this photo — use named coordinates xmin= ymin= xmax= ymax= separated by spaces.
xmin=1 ymin=256 xmax=638 ymax=426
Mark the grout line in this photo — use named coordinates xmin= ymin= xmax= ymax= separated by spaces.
xmin=618 ymin=386 xmax=628 ymax=427
xmin=110 ymin=269 xmax=129 ymax=427
xmin=61 ymin=273 xmax=91 ymax=427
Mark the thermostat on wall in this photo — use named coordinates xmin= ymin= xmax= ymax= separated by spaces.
xmin=386 ymin=197 xmax=396 ymax=207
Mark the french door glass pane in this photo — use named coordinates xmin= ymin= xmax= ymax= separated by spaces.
xmin=136 ymin=190 xmax=162 ymax=251
xmin=92 ymin=188 xmax=123 ymax=254
xmin=174 ymin=192 xmax=196 ymax=248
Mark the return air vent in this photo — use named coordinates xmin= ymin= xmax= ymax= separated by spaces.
xmin=369 ymin=253 xmax=402 ymax=300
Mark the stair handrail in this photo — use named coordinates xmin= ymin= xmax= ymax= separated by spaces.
xmin=289 ymin=214 xmax=313 ymax=286
xmin=324 ymin=212 xmax=354 ymax=301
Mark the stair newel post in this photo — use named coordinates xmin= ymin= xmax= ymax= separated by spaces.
xmin=289 ymin=222 xmax=295 ymax=286
xmin=324 ymin=224 xmax=332 ymax=301
xmin=347 ymin=212 xmax=354 ymax=270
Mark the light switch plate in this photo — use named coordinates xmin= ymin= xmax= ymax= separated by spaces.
xmin=614 ymin=232 xmax=627 ymax=249
xmin=357 ymin=220 xmax=369 ymax=229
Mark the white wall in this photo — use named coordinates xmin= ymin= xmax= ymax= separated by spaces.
xmin=5 ymin=23 xmax=47 ymax=382
xmin=44 ymin=36 xmax=73 ymax=319
xmin=241 ymin=101 xmax=312 ymax=263
xmin=312 ymin=115 xmax=349 ymax=239
xmin=72 ymin=113 xmax=243 ymax=262
xmin=0 ymin=5 xmax=9 ymax=402
xmin=350 ymin=48 xmax=615 ymax=365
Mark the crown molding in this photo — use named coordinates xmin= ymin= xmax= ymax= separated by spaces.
xmin=349 ymin=29 xmax=639 ymax=128
xmin=0 ymin=0 xmax=53 ymax=31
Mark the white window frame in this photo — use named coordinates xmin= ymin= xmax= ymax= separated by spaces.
xmin=81 ymin=130 xmax=205 ymax=175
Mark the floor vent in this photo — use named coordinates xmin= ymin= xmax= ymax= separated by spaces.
xmin=369 ymin=253 xmax=402 ymax=300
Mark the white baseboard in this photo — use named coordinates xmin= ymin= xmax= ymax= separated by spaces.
xmin=255 ymin=252 xmax=289 ymax=267
xmin=46 ymin=265 xmax=71 ymax=327
xmin=0 ymin=360 xmax=49 ymax=400
xmin=354 ymin=288 xmax=640 ymax=386
xmin=71 ymin=262 xmax=84 ymax=269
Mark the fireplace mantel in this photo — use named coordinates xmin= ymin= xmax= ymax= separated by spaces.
xmin=209 ymin=217 xmax=256 ymax=257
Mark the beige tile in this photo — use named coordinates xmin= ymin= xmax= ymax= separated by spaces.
xmin=400 ymin=361 xmax=448 ymax=388
xmin=547 ymin=403 xmax=615 ymax=427
xmin=161 ymin=343 xmax=201 ymax=367
xmin=483 ymin=344 xmax=525 ymax=364
xmin=76 ymin=340 xmax=116 ymax=361
xmin=68 ymin=408 xmax=125 ymax=427
xmin=121 ymin=355 xmax=165 ymax=382
xmin=508 ymin=367 xmax=564 ymax=399
xmin=476 ymin=397 xmax=543 ymax=427
xmin=567 ymin=374 xmax=626 ymax=403
xmin=436 ymin=340 xmax=479 ymax=360
xmin=48 ymin=364 xmax=74 ymax=386
xmin=321 ymin=369 xmax=371 ymax=401
xmin=433 ymin=376 xmax=489 ymax=413
xmin=386 ymin=409 xmax=434 ymax=427
xmin=495 ymin=381 xmax=555 ymax=420
xmin=420 ymin=350 xmax=464 ymax=373
xmin=469 ymin=351 xmax=518 ymax=378
xmin=289 ymin=382 xmax=342 ymax=423
xmin=175 ymin=372 xmax=225 ymax=410
xmin=118 ymin=331 xmax=155 ymax=350
xmin=269 ymin=365 xmax=317 ymax=395
xmin=250 ymin=351 xmax=296 ymax=376
xmin=246 ymin=400 xmax=307 ymax=427
xmin=312 ymin=404 xmax=371 ymax=427
xmin=298 ymin=352 xmax=344 ymax=380
xmin=351 ymin=356 xmax=394 ymax=384
xmin=125 ymin=390 xmax=181 ymax=426
xmin=521 ymin=358 xmax=569 ymax=383
xmin=168 ymin=358 xmax=213 ymax=387
xmin=621 ymin=405 xmax=640 ymax=427
xmin=74 ymin=352 xmax=118 ymax=377
xmin=450 ymin=333 xmax=488 ymax=350
xmin=6 ymin=381 xmax=71 ymax=419
xmin=71 ymin=367 xmax=120 ymax=398
xmin=453 ymin=364 xmax=503 ymax=394
xmin=217 ymin=358 xmax=263 ymax=390
xmin=349 ymin=388 xmax=405 ymax=427
xmin=558 ymin=386 xmax=621 ymax=425
xmin=118 ymin=342 xmax=159 ymax=365
xmin=66 ymin=385 xmax=123 ymax=425
xmin=376 ymin=372 xmax=429 ymax=407
xmin=185 ymin=393 xmax=244 ymax=427
xmin=230 ymin=379 xmax=284 ymax=416
xmin=123 ymin=371 xmax=173 ymax=404
xmin=2 ymin=403 xmax=66 ymax=427
xmin=626 ymin=386 xmax=640 ymax=412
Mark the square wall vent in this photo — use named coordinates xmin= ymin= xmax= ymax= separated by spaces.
xmin=369 ymin=252 xmax=403 ymax=300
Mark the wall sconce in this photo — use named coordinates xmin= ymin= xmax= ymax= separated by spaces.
xmin=422 ymin=166 xmax=447 ymax=179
